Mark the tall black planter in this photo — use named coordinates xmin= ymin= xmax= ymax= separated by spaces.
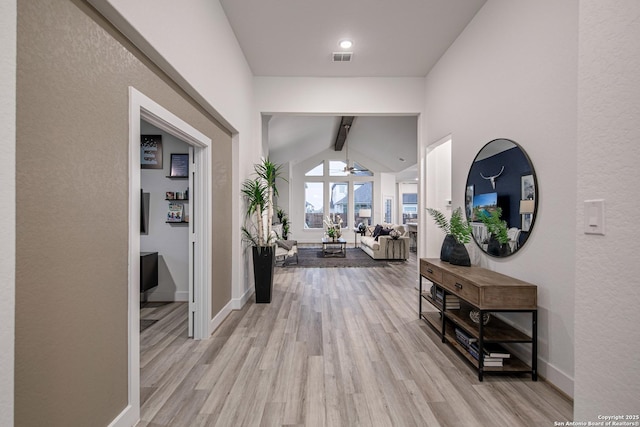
xmin=252 ymin=246 xmax=275 ymax=303
xmin=449 ymin=242 xmax=471 ymax=267
xmin=440 ymin=234 xmax=456 ymax=262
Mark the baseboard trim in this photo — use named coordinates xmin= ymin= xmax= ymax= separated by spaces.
xmin=232 ymin=287 xmax=254 ymax=310
xmin=108 ymin=404 xmax=138 ymax=427
xmin=144 ymin=290 xmax=189 ymax=302
xmin=173 ymin=291 xmax=189 ymax=301
xmin=209 ymin=299 xmax=233 ymax=335
xmin=537 ymin=359 xmax=574 ymax=399
xmin=509 ymin=345 xmax=574 ymax=398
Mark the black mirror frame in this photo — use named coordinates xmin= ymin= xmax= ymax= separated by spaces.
xmin=465 ymin=139 xmax=538 ymax=258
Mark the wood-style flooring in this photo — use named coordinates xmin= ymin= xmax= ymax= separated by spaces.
xmin=138 ymin=253 xmax=572 ymax=426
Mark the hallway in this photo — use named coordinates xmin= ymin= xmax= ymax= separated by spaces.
xmin=138 ymin=256 xmax=572 ymax=426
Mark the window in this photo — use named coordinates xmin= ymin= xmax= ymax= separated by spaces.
xmin=384 ymin=197 xmax=392 ymax=223
xmin=329 ymin=160 xmax=348 ymax=176
xmin=305 ymin=162 xmax=324 ymax=176
xmin=352 ymin=161 xmax=373 ymax=176
xmin=354 ymin=181 xmax=373 ymax=226
xmin=305 ymin=182 xmax=324 ymax=228
xmin=329 ymin=182 xmax=349 ymax=228
xmin=303 ymin=159 xmax=373 ymax=231
xmin=402 ymin=193 xmax=418 ymax=224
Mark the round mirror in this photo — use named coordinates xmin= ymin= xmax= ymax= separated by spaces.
xmin=465 ymin=139 xmax=538 ymax=257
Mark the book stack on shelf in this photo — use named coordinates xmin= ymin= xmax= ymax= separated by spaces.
xmin=455 ymin=328 xmax=511 ymax=367
xmin=167 ymin=202 xmax=184 ymax=222
xmin=431 ymin=286 xmax=460 ymax=309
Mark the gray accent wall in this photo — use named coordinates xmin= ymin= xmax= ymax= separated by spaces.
xmin=16 ymin=0 xmax=232 ymax=425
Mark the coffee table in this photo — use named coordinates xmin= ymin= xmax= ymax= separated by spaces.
xmin=322 ymin=237 xmax=347 ymax=257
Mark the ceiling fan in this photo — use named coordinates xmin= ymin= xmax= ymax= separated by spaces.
xmin=339 ymin=124 xmax=370 ymax=175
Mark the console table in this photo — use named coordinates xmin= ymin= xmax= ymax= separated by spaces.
xmin=419 ymin=258 xmax=537 ymax=381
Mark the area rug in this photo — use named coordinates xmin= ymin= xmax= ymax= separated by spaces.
xmin=283 ymin=247 xmax=391 ymax=268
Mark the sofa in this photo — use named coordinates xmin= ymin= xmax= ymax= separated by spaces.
xmin=359 ymin=223 xmax=409 ymax=260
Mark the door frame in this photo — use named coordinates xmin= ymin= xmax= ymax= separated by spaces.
xmin=117 ymin=87 xmax=212 ymax=426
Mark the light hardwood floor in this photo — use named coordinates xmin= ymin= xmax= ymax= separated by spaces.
xmin=138 ymin=253 xmax=572 ymax=426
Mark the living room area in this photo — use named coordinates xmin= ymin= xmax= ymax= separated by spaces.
xmin=267 ymin=114 xmax=419 ymax=267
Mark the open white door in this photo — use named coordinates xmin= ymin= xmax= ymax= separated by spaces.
xmin=188 ymin=146 xmax=195 ymax=337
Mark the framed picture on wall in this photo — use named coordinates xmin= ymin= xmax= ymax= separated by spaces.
xmin=169 ymin=153 xmax=189 ymax=178
xmin=465 ymin=185 xmax=474 ymax=221
xmin=521 ymin=174 xmax=535 ymax=232
xmin=140 ymin=135 xmax=162 ymax=169
xmin=521 ymin=174 xmax=535 ymax=200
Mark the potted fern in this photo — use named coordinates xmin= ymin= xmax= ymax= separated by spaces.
xmin=474 ymin=207 xmax=510 ymax=257
xmin=241 ymin=158 xmax=285 ymax=303
xmin=427 ymin=207 xmax=472 ymax=266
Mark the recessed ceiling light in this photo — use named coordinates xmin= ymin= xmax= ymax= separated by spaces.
xmin=339 ymin=39 xmax=353 ymax=49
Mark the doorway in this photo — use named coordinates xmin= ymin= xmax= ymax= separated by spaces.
xmin=126 ymin=87 xmax=212 ymax=424
xmin=140 ymin=122 xmax=193 ymax=333
xmin=425 ymin=136 xmax=452 ymax=258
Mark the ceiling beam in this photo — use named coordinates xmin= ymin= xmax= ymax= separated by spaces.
xmin=334 ymin=116 xmax=355 ymax=151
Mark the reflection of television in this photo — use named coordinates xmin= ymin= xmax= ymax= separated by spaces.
xmin=472 ymin=192 xmax=498 ymax=221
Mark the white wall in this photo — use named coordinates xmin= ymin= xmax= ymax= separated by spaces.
xmin=255 ymin=77 xmax=425 ymax=115
xmin=86 ymin=0 xmax=258 ymax=306
xmin=424 ymin=0 xmax=578 ymax=396
xmin=380 ymin=173 xmax=396 ymax=223
xmin=140 ymin=122 xmax=190 ymax=302
xmin=575 ymin=0 xmax=640 ymax=420
xmin=0 ymin=0 xmax=15 ymax=424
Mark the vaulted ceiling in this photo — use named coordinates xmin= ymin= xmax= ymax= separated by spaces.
xmin=267 ymin=115 xmax=418 ymax=179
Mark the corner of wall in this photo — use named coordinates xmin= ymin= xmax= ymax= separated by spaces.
xmin=0 ymin=1 xmax=16 ymax=425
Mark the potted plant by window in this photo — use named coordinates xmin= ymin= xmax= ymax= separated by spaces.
xmin=276 ymin=208 xmax=290 ymax=240
xmin=323 ymin=214 xmax=342 ymax=241
xmin=427 ymin=207 xmax=472 ymax=266
xmin=241 ymin=158 xmax=285 ymax=303
xmin=475 ymin=207 xmax=510 ymax=257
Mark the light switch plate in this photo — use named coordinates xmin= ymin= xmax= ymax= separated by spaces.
xmin=584 ymin=199 xmax=605 ymax=235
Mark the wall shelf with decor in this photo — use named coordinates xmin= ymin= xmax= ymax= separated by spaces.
xmin=166 ymin=200 xmax=188 ymax=224
xmin=165 ymin=190 xmax=188 ymax=201
xmin=419 ymin=258 xmax=537 ymax=381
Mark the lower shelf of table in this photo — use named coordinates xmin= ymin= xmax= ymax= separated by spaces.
xmin=420 ymin=312 xmax=534 ymax=376
xmin=322 ymin=250 xmax=345 ymax=258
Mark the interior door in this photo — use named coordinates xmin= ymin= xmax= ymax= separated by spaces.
xmin=188 ymin=146 xmax=195 ymax=337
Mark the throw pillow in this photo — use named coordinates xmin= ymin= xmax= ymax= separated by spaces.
xmin=372 ymin=224 xmax=383 ymax=238
xmin=375 ymin=227 xmax=391 ymax=241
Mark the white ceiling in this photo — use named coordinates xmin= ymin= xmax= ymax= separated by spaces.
xmin=219 ymin=0 xmax=486 ymax=77
xmin=220 ymin=0 xmax=487 ymax=180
